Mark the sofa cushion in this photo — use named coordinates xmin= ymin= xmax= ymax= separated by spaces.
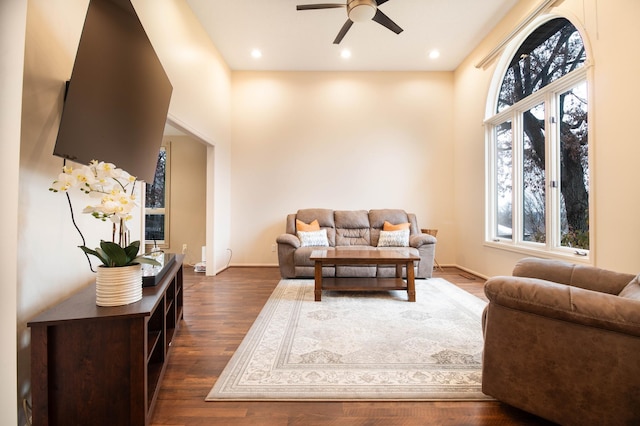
xmin=377 ymin=229 xmax=410 ymax=247
xmin=369 ymin=209 xmax=410 ymax=246
xmin=296 ymin=219 xmax=320 ymax=232
xmin=296 ymin=209 xmax=336 ymax=246
xmin=369 ymin=209 xmax=410 ymax=228
xmin=513 ymin=257 xmax=634 ymax=294
xmin=297 ymin=229 xmax=329 ymax=247
xmin=335 ymin=210 xmax=370 ymax=228
xmin=383 ymin=220 xmax=410 ymax=231
xmin=336 ymin=228 xmax=371 ymax=246
xmin=619 ymin=274 xmax=640 ymax=300
xmin=335 ymin=210 xmax=371 ymax=246
xmin=297 ymin=208 xmax=334 ymax=227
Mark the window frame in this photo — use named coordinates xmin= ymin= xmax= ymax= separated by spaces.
xmin=484 ymin=17 xmax=591 ymax=262
xmin=144 ymin=142 xmax=171 ymax=249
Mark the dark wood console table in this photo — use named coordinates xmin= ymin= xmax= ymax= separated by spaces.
xmin=28 ymin=254 xmax=184 ymax=426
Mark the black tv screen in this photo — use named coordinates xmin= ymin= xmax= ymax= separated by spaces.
xmin=54 ymin=0 xmax=173 ymax=182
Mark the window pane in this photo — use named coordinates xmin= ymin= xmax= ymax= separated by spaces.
xmin=496 ymin=121 xmax=513 ymax=239
xmin=559 ymin=82 xmax=589 ymax=249
xmin=523 ymin=103 xmax=546 ymax=242
xmin=497 ymin=18 xmax=586 ymax=112
xmin=145 ymin=214 xmax=165 ymax=242
xmin=145 ymin=149 xmax=166 ymax=209
xmin=144 ymin=144 xmax=170 ymax=248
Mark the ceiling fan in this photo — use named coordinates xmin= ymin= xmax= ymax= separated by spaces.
xmin=296 ymin=0 xmax=403 ymax=44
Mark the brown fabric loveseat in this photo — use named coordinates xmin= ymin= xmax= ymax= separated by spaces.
xmin=482 ymin=257 xmax=640 ymax=426
xmin=276 ymin=208 xmax=436 ymax=279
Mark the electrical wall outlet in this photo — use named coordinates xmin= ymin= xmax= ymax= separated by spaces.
xmin=182 ymin=244 xmax=188 ymax=254
xmin=271 ymin=244 xmax=276 ymax=252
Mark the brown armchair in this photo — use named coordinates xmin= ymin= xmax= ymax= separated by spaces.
xmin=482 ymin=257 xmax=640 ymax=426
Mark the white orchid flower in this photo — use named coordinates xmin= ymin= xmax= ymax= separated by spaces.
xmin=49 ymin=172 xmax=76 ymax=192
xmin=92 ymin=161 xmax=117 ymax=180
xmin=50 ymin=160 xmax=141 ymax=249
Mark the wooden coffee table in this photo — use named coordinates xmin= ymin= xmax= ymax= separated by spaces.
xmin=310 ymin=249 xmax=420 ymax=302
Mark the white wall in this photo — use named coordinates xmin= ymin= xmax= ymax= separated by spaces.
xmin=583 ymin=0 xmax=640 ymax=271
xmin=163 ymin=135 xmax=207 ymax=264
xmin=15 ymin=1 xmax=232 ymax=422
xmin=1 ymin=2 xmax=27 ymax=424
xmin=230 ymin=71 xmax=455 ymax=266
xmin=18 ymin=3 xmax=95 ymax=421
xmin=132 ymin=0 xmax=233 ymax=274
xmin=453 ymin=0 xmax=640 ymax=276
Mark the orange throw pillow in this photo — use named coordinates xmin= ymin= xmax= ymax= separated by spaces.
xmin=383 ymin=220 xmax=410 ymax=231
xmin=296 ymin=219 xmax=320 ymax=232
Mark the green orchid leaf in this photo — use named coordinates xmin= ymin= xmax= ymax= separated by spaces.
xmin=95 ymin=247 xmax=110 ymax=265
xmin=79 ymin=245 xmax=109 ymax=266
xmin=134 ymin=256 xmax=162 ymax=267
xmin=79 ymin=240 xmax=160 ymax=267
xmin=99 ymin=240 xmax=129 ymax=267
xmin=124 ymin=241 xmax=141 ymax=262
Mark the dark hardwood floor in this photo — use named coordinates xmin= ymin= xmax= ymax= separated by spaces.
xmin=151 ymin=266 xmax=554 ymax=425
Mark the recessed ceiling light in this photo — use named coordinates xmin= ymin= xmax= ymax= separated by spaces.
xmin=341 ymin=49 xmax=352 ymax=59
xmin=251 ymin=49 xmax=262 ymax=59
xmin=428 ymin=49 xmax=440 ymax=59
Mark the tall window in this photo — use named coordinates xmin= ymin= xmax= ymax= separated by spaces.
xmin=145 ymin=143 xmax=170 ymax=248
xmin=486 ymin=17 xmax=589 ymax=256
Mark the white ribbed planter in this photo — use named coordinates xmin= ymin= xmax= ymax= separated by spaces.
xmin=95 ymin=263 xmax=143 ymax=307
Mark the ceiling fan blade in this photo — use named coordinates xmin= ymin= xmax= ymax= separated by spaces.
xmin=371 ymin=9 xmax=403 ymax=34
xmin=296 ymin=4 xmax=345 ymax=10
xmin=333 ymin=19 xmax=354 ymax=44
xmin=376 ymin=0 xmax=391 ymax=5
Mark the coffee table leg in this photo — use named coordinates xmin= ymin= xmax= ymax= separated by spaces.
xmin=314 ymin=260 xmax=322 ymax=301
xmin=406 ymin=260 xmax=416 ymax=302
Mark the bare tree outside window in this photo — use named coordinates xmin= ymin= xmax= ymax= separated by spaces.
xmin=523 ymin=102 xmax=546 ymax=243
xmin=558 ymin=83 xmax=589 ymax=248
xmin=145 ymin=146 xmax=169 ymax=246
xmin=497 ymin=19 xmax=586 ymax=112
xmin=146 ymin=149 xmax=166 ymax=209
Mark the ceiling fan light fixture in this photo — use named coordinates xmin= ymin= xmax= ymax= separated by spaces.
xmin=347 ymin=0 xmax=376 ymax=22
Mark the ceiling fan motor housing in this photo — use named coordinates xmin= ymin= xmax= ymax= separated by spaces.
xmin=347 ymin=0 xmax=377 ymax=22
xmin=296 ymin=0 xmax=400 ymax=44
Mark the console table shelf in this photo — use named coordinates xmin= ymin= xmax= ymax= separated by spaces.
xmin=28 ymin=254 xmax=184 ymax=426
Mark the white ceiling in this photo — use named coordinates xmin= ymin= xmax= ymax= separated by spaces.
xmin=186 ymin=0 xmax=519 ymax=71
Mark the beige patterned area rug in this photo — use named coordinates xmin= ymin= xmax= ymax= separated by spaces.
xmin=206 ymin=278 xmax=491 ymax=401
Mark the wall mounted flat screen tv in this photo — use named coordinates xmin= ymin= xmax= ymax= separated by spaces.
xmin=53 ymin=0 xmax=173 ymax=182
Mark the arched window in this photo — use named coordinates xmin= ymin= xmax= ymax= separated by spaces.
xmin=485 ymin=17 xmax=589 ymax=257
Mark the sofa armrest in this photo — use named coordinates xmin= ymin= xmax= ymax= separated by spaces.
xmin=409 ymin=233 xmax=436 ymax=248
xmin=484 ymin=276 xmax=640 ymax=337
xmin=409 ymin=233 xmax=436 ymax=279
xmin=276 ymin=234 xmax=299 ymax=278
xmin=276 ymin=233 xmax=300 ymax=248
